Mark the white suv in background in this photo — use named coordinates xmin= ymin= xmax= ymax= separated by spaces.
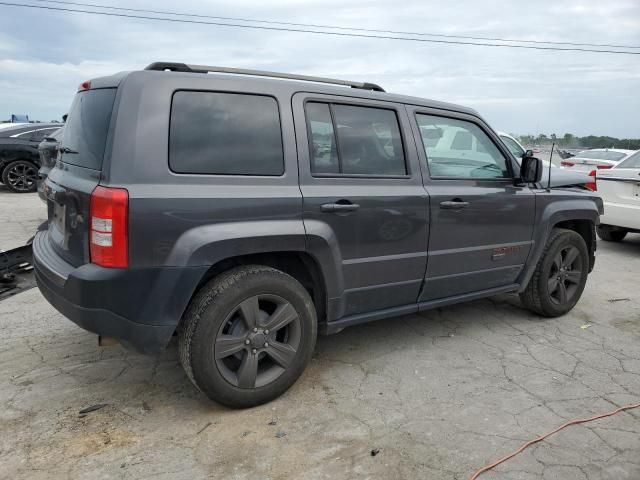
xmin=596 ymin=151 xmax=640 ymax=242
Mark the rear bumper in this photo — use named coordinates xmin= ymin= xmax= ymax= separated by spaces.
xmin=600 ymin=202 xmax=640 ymax=232
xmin=33 ymin=230 xmax=206 ymax=353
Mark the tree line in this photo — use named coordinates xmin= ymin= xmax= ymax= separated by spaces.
xmin=518 ymin=133 xmax=640 ymax=150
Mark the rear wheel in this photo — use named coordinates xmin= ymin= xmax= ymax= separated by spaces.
xmin=1 ymin=160 xmax=38 ymax=193
xmin=520 ymin=228 xmax=589 ymax=317
xmin=179 ymin=265 xmax=317 ymax=408
xmin=596 ymin=226 xmax=627 ymax=242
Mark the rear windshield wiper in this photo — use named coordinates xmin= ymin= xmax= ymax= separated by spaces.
xmin=59 ymin=146 xmax=79 ymax=154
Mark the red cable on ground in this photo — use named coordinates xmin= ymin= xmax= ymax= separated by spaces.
xmin=470 ymin=402 xmax=640 ymax=480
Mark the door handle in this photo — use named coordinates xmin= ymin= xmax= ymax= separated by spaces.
xmin=320 ymin=202 xmax=360 ymax=213
xmin=439 ymin=200 xmax=470 ymax=210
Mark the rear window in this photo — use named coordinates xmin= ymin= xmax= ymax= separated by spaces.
xmin=169 ymin=91 xmax=284 ymax=176
xmin=576 ymin=150 xmax=627 ymax=161
xmin=616 ymin=151 xmax=640 ymax=169
xmin=61 ymin=88 xmax=116 ymax=170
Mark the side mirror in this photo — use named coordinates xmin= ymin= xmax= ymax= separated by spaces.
xmin=524 ymin=149 xmax=534 ymax=158
xmin=520 ymin=156 xmax=543 ymax=183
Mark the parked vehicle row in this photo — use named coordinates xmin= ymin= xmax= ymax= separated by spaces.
xmin=498 ymin=132 xmax=591 ymax=188
xmin=560 ymin=148 xmax=636 ymax=171
xmin=0 ymin=123 xmax=61 ymax=192
xmin=33 ymin=62 xmax=602 ymax=407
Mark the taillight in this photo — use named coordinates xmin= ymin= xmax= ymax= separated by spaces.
xmin=90 ymin=186 xmax=129 ymax=268
xmin=585 ymin=170 xmax=597 ymax=191
xmin=561 ymin=161 xmax=575 ymax=167
xmin=78 ymin=80 xmax=91 ymax=91
xmin=597 ymin=165 xmax=613 ymax=169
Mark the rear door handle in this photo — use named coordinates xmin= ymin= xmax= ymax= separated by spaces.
xmin=439 ymin=200 xmax=469 ymax=210
xmin=320 ymin=202 xmax=360 ymax=213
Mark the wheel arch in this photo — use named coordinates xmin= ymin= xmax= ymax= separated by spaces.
xmin=518 ymin=198 xmax=600 ymax=292
xmin=186 ymin=251 xmax=329 ymax=328
xmin=553 ymin=219 xmax=596 ymax=270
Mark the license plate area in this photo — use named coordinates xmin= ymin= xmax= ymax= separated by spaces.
xmin=52 ymin=202 xmax=66 ymax=236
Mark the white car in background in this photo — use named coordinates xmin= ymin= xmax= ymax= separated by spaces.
xmin=560 ymin=148 xmax=635 ymax=171
xmin=497 ymin=132 xmax=590 ymax=188
xmin=595 ymin=151 xmax=640 ymax=242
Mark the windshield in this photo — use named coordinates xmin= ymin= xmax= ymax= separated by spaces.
xmin=575 ymin=150 xmax=627 ymax=161
xmin=60 ymin=88 xmax=116 ymax=170
xmin=500 ymin=135 xmax=525 ymax=159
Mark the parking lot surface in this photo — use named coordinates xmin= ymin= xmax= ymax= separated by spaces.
xmin=1 ymin=188 xmax=638 ymax=480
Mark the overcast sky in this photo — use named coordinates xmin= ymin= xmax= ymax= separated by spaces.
xmin=1 ymin=0 xmax=639 ymax=137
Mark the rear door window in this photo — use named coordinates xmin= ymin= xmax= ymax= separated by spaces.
xmin=61 ymin=88 xmax=117 ymax=170
xmin=169 ymin=91 xmax=284 ymax=176
xmin=306 ymin=102 xmax=406 ymax=176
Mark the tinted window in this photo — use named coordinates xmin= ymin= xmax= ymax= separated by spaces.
xmin=61 ymin=88 xmax=116 ymax=170
xmin=616 ymin=151 xmax=640 ymax=168
xmin=170 ymin=91 xmax=284 ymax=175
xmin=500 ymin=135 xmax=525 ymax=158
xmin=416 ymin=114 xmax=509 ymax=179
xmin=306 ymin=103 xmax=339 ymax=174
xmin=306 ymin=102 xmax=406 ymax=176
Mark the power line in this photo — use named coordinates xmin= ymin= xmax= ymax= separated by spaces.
xmin=2 ymin=1 xmax=640 ymax=55
xmin=30 ymin=0 xmax=640 ymax=50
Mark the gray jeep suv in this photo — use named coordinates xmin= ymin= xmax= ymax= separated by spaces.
xmin=33 ymin=62 xmax=603 ymax=408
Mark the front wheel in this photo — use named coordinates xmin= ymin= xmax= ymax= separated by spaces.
xmin=596 ymin=226 xmax=627 ymax=242
xmin=179 ymin=265 xmax=317 ymax=408
xmin=520 ymin=228 xmax=589 ymax=317
xmin=1 ymin=160 xmax=38 ymax=193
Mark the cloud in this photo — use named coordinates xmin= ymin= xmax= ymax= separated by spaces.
xmin=0 ymin=0 xmax=638 ymax=136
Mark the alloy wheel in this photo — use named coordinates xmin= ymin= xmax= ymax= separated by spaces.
xmin=547 ymin=246 xmax=583 ymax=305
xmin=6 ymin=163 xmax=38 ymax=192
xmin=214 ymin=294 xmax=301 ymax=389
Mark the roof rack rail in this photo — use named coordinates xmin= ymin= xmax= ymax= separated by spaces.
xmin=144 ymin=62 xmax=385 ymax=92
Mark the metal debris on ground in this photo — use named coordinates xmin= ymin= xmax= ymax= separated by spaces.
xmin=607 ymin=298 xmax=630 ymax=303
xmin=78 ymin=403 xmax=108 ymax=416
xmin=275 ymin=431 xmax=286 ymax=438
xmin=371 ymin=448 xmax=380 ymax=456
xmin=580 ymin=324 xmax=592 ymax=330
xmin=196 ymin=422 xmax=212 ymax=434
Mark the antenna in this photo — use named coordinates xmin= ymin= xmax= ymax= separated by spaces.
xmin=547 ymin=142 xmax=555 ymax=191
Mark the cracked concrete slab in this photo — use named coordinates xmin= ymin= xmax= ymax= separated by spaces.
xmin=0 ymin=190 xmax=638 ymax=479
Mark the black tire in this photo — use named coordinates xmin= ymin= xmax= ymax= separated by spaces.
xmin=596 ymin=226 xmax=627 ymax=242
xmin=520 ymin=228 xmax=589 ymax=317
xmin=1 ymin=160 xmax=38 ymax=193
xmin=178 ymin=265 xmax=317 ymax=408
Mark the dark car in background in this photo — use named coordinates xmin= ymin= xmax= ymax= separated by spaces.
xmin=0 ymin=123 xmax=62 ymax=192
xmin=37 ymin=127 xmax=64 ymax=201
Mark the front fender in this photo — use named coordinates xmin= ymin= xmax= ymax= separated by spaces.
xmin=518 ymin=195 xmax=602 ymax=291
